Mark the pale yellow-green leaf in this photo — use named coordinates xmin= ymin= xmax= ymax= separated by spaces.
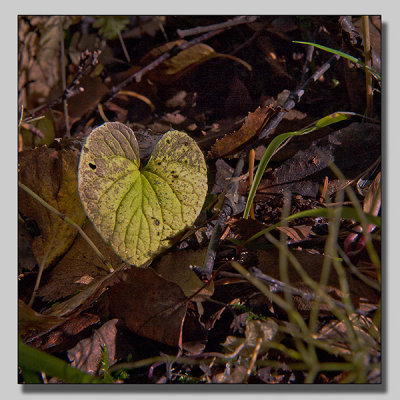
xmin=78 ymin=122 xmax=207 ymax=266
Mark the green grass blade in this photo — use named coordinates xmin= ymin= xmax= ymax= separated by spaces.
xmin=243 ymin=109 xmax=363 ymax=220
xmin=293 ymin=41 xmax=381 ymax=81
xmin=19 ymin=338 xmax=107 ymax=383
xmin=243 ymin=128 xmax=313 ymax=219
xmin=315 ymin=112 xmax=352 ymax=128
xmin=20 ymin=368 xmax=42 ymax=383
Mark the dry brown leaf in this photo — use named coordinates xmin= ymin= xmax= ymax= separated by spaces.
xmin=228 ymin=217 xmax=269 ymax=242
xmin=148 ymin=43 xmax=215 ymax=84
xmin=67 ymin=75 xmax=108 ymax=123
xmin=18 ymin=16 xmax=81 ymax=110
xmin=42 ymin=263 xmax=129 ymax=318
xmin=214 ymin=319 xmax=279 ymax=383
xmin=67 ymin=319 xmax=119 ymax=375
xmin=153 ymin=248 xmax=213 ymax=301
xmin=108 ymin=268 xmax=188 ymax=346
xmin=18 ymin=220 xmax=36 ymax=273
xmin=18 ymin=146 xmax=86 ymax=269
xmin=275 ymin=225 xmax=313 ymax=243
xmin=139 ymin=40 xmax=185 ymax=66
xmin=38 ymin=223 xmax=123 ymax=302
xmin=19 ymin=299 xmax=67 ymax=341
xmin=27 ymin=312 xmax=100 ymax=353
xmin=313 ymin=314 xmax=380 ymax=357
xmin=208 ymin=105 xmax=279 ymax=159
xmin=20 ymin=111 xmax=55 ymax=149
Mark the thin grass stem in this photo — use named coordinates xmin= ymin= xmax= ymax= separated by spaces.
xmin=18 ymin=182 xmax=113 ymax=272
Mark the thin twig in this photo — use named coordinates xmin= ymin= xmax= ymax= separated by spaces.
xmin=249 ymin=267 xmax=346 ymax=310
xmin=201 ymin=155 xmax=246 ymax=278
xmin=177 ymin=16 xmax=257 ymax=38
xmin=18 ymin=182 xmax=113 ymax=272
xmin=20 ymin=122 xmax=45 ymax=139
xmin=116 ymin=26 xmax=131 ymax=63
xmin=256 ymin=54 xmax=341 ymax=145
xmin=299 ymin=41 xmax=315 ymax=86
xmin=26 ymin=50 xmax=100 ymax=121
xmin=229 ymin=29 xmax=261 ymax=56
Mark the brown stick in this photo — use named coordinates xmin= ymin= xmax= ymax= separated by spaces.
xmin=177 ymin=16 xmax=257 ymax=38
xmin=201 ymin=155 xmax=246 ymax=278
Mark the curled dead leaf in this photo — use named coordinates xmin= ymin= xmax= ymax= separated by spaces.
xmin=148 ymin=42 xmax=251 ymax=85
xmin=67 ymin=319 xmax=119 ymax=375
xmin=208 ymin=105 xmax=279 ymax=159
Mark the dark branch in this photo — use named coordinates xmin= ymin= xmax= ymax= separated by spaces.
xmin=25 ymin=50 xmax=101 ymax=121
xmin=201 ymin=155 xmax=246 ymax=278
xmin=177 ymin=16 xmax=258 ymax=38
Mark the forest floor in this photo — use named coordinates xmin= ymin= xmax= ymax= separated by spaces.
xmin=18 ymin=15 xmax=381 ymax=384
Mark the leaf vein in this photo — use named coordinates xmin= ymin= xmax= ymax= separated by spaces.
xmin=142 ymin=170 xmax=184 ymax=224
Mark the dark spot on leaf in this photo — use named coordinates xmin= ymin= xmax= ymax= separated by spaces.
xmin=157 ymin=232 xmax=160 ymax=236
xmin=89 ymin=163 xmax=97 ymax=170
xmin=173 ymin=175 xmax=178 ymax=179
xmin=157 ymin=161 xmax=162 ymax=165
xmin=154 ymin=219 xmax=160 ymax=226
xmin=166 ymin=139 xmax=171 ymax=144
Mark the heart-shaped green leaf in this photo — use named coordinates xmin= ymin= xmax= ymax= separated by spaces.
xmin=78 ymin=122 xmax=207 ymax=266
